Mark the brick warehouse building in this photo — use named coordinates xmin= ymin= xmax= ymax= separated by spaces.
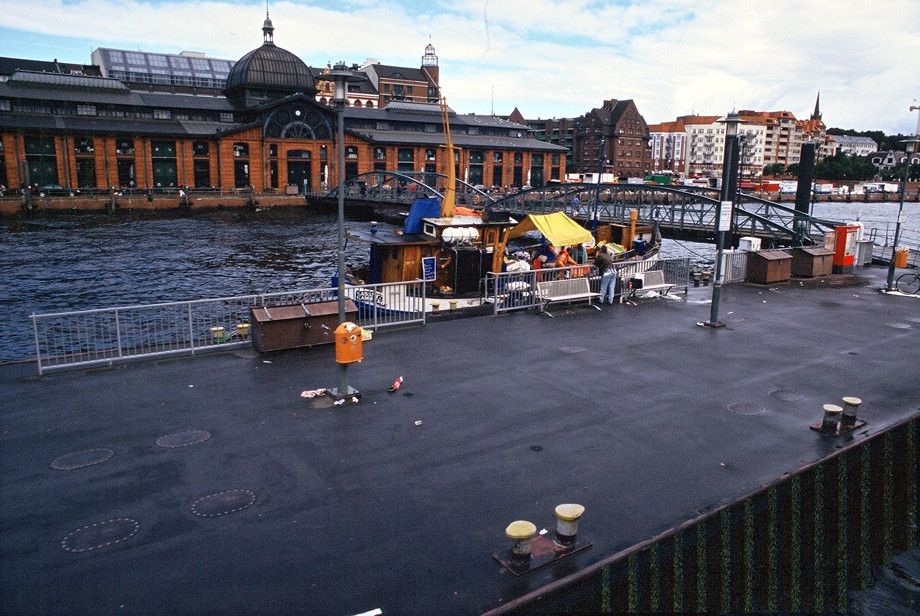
xmin=0 ymin=16 xmax=564 ymax=196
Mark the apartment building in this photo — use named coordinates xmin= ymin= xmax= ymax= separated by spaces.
xmin=648 ymin=119 xmax=688 ymax=176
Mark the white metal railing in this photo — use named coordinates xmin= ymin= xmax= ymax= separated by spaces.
xmin=721 ymin=251 xmax=749 ymax=284
xmin=344 ymin=280 xmax=427 ymax=330
xmin=488 ymin=258 xmax=691 ymax=313
xmin=31 ymin=281 xmax=426 ymax=375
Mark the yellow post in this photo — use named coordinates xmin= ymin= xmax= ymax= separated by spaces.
xmin=625 ymin=209 xmax=638 ymax=247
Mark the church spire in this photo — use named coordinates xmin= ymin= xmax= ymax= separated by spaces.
xmin=812 ymin=92 xmax=821 ymax=120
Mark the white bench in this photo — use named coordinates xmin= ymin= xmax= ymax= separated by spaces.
xmin=626 ymin=270 xmax=674 ymax=299
xmin=536 ymin=277 xmax=600 ymax=317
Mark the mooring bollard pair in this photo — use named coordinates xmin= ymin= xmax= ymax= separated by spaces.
xmin=820 ymin=396 xmax=862 ymax=433
xmin=505 ymin=503 xmax=585 ymax=562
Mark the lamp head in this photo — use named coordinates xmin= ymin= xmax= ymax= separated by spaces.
xmin=718 ymin=110 xmax=744 ymax=137
xmin=317 ymin=62 xmax=366 ymax=104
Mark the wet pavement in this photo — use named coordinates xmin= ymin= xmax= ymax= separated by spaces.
xmin=1 ymin=266 xmax=918 ymax=615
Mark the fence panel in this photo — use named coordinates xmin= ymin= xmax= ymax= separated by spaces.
xmin=345 ymin=280 xmax=427 ymax=330
xmin=488 ymin=270 xmax=540 ymax=314
xmin=722 ymin=251 xmax=749 ymax=284
xmin=32 ymin=282 xmax=426 ymax=375
xmin=32 ymin=261 xmax=694 ymax=374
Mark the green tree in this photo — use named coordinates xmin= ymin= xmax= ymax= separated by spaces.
xmin=879 ymin=161 xmax=920 ymax=182
xmin=763 ymin=163 xmax=785 ymax=176
xmin=814 ymin=153 xmax=878 ymax=181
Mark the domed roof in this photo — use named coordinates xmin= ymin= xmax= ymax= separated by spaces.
xmin=225 ymin=16 xmax=315 ymax=98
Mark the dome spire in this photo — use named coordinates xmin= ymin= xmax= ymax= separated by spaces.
xmin=262 ymin=4 xmax=275 ymax=45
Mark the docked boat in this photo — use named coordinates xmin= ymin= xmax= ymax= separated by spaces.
xmin=340 ymin=94 xmax=660 ymax=315
xmin=343 ymin=198 xmax=660 ymax=315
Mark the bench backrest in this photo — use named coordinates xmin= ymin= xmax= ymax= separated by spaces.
xmin=643 ymin=270 xmax=666 ymax=286
xmin=537 ymin=277 xmax=591 ymax=297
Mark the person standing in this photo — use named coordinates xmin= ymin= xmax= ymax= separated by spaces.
xmin=595 ymin=246 xmax=616 ymax=304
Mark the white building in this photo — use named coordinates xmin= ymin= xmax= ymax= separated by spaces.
xmin=828 ymin=135 xmax=877 ymax=157
xmin=674 ymin=116 xmax=766 ymax=179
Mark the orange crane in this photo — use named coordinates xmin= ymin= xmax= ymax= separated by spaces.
xmin=439 ymin=94 xmax=459 ymax=217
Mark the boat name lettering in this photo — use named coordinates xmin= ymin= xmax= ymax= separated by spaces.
xmin=355 ymin=289 xmax=386 ymax=306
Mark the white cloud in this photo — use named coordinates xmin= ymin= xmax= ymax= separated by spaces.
xmin=0 ymin=0 xmax=918 ymax=133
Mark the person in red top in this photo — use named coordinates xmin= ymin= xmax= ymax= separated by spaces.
xmin=555 ymin=246 xmax=572 ymax=269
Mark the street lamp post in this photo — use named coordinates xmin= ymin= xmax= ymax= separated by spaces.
xmin=592 ymin=137 xmax=606 ymax=233
xmin=702 ymin=111 xmax=743 ymax=328
xmin=886 ymin=134 xmax=919 ymax=291
xmin=318 ymin=62 xmax=365 ymax=397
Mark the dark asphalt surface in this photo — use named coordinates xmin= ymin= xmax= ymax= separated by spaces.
xmin=1 ymin=266 xmax=918 ymax=616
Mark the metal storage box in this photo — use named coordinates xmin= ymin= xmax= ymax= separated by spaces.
xmin=791 ymin=246 xmax=834 ymax=278
xmin=250 ymin=299 xmax=357 ymax=353
xmin=746 ymin=250 xmax=792 ymax=284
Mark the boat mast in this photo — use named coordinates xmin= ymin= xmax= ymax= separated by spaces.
xmin=439 ymin=94 xmax=458 ymax=217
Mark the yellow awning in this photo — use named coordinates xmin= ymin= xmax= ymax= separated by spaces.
xmin=507 ymin=212 xmax=594 ymax=247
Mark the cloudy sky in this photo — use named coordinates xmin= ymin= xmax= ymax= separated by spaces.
xmin=1 ymin=0 xmax=918 ymax=135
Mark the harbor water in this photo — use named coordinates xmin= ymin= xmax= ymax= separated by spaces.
xmin=1 ymin=201 xmax=918 ymax=363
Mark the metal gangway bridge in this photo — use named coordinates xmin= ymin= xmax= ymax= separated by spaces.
xmin=320 ymin=171 xmax=843 ymax=248
xmin=313 ymin=170 xmax=918 ymax=265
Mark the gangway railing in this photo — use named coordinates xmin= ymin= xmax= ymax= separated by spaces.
xmin=31 ymin=281 xmax=426 ymax=375
xmin=488 ymin=257 xmax=691 ymax=314
xmin=31 ymin=258 xmax=705 ymax=374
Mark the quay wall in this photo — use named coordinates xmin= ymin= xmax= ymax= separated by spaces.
xmin=486 ymin=414 xmax=919 ymax=615
xmin=0 ymin=193 xmax=320 ymax=217
xmin=3 ymin=187 xmax=919 ymax=218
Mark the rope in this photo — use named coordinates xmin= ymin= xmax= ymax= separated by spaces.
xmin=670 ymin=239 xmax=715 ymax=263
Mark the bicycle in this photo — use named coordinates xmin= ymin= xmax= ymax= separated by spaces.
xmin=895 ymin=271 xmax=920 ymax=294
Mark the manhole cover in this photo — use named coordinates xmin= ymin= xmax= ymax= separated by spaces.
xmin=191 ymin=489 xmax=255 ymax=518
xmin=728 ymin=401 xmax=766 ymax=416
xmin=51 ymin=448 xmax=114 ymax=471
xmin=558 ymin=346 xmax=588 ymax=354
xmin=62 ymin=517 xmax=139 ymax=553
xmin=886 ymin=322 xmax=911 ymax=329
xmin=156 ymin=430 xmax=211 ymax=448
xmin=769 ymin=389 xmax=805 ymax=402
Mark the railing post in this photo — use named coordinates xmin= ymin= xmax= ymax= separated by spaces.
xmin=115 ymin=309 xmax=122 ymax=358
xmin=421 ymin=279 xmax=427 ymax=325
xmin=490 ymin=274 xmax=497 ymax=316
xmin=31 ymin=314 xmax=43 ymax=376
xmin=188 ymin=303 xmax=195 ymax=355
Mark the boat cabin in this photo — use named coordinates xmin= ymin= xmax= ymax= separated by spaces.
xmin=350 ymin=201 xmax=517 ymax=297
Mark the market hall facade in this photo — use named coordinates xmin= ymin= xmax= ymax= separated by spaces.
xmin=0 ymin=18 xmax=565 ymax=196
